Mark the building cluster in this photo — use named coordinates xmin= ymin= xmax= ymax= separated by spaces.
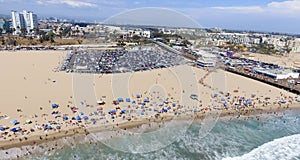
xmin=0 ymin=9 xmax=300 ymax=54
xmin=11 ymin=10 xmax=38 ymax=35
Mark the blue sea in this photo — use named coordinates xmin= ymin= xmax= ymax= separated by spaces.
xmin=26 ymin=109 xmax=300 ymax=160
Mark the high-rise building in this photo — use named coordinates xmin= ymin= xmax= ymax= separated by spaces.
xmin=11 ymin=10 xmax=38 ymax=35
xmin=0 ymin=19 xmax=10 ymax=34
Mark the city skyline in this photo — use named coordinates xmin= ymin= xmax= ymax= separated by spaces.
xmin=0 ymin=0 xmax=300 ymax=34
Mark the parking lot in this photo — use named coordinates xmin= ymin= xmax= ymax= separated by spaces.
xmin=61 ymin=46 xmax=187 ymax=74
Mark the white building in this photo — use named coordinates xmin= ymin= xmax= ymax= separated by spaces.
xmin=11 ymin=10 xmax=38 ymax=35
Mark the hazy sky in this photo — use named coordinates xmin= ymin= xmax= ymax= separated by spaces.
xmin=0 ymin=0 xmax=300 ymax=34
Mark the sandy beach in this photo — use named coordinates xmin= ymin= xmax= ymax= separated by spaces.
xmin=0 ymin=50 xmax=299 ymax=159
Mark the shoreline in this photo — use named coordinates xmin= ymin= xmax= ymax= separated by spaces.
xmin=1 ymin=101 xmax=299 ymax=151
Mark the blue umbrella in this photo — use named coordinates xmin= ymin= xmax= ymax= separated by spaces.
xmin=117 ymin=98 xmax=124 ymax=102
xmin=63 ymin=116 xmax=68 ymax=120
xmin=83 ymin=116 xmax=89 ymax=120
xmin=12 ymin=120 xmax=19 ymax=125
xmin=76 ymin=115 xmax=81 ymax=120
xmin=136 ymin=94 xmax=141 ymax=98
xmin=0 ymin=126 xmax=6 ymax=131
xmin=126 ymin=98 xmax=131 ymax=102
xmin=11 ymin=128 xmax=17 ymax=132
xmin=47 ymin=126 xmax=53 ymax=129
xmin=143 ymin=98 xmax=149 ymax=103
xmin=172 ymin=103 xmax=176 ymax=107
xmin=120 ymin=110 xmax=126 ymax=114
xmin=52 ymin=104 xmax=58 ymax=108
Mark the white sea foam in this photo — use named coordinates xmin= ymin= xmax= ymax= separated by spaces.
xmin=223 ymin=134 xmax=300 ymax=160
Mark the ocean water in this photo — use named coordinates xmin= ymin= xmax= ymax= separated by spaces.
xmin=26 ymin=110 xmax=300 ymax=160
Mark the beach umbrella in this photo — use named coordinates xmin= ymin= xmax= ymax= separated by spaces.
xmin=26 ymin=119 xmax=32 ymax=124
xmin=11 ymin=128 xmax=17 ymax=132
xmin=47 ymin=126 xmax=53 ymax=130
xmin=280 ymin=99 xmax=286 ymax=103
xmin=117 ymin=98 xmax=124 ymax=102
xmin=83 ymin=116 xmax=89 ymax=120
xmin=56 ymin=126 xmax=61 ymax=129
xmin=194 ymin=108 xmax=198 ymax=112
xmin=143 ymin=98 xmax=149 ymax=103
xmin=76 ymin=115 xmax=81 ymax=120
xmin=79 ymin=112 xmax=84 ymax=115
xmin=52 ymin=104 xmax=58 ymax=108
xmin=0 ymin=126 xmax=6 ymax=131
xmin=12 ymin=120 xmax=19 ymax=125
xmin=221 ymin=98 xmax=225 ymax=101
xmin=224 ymin=102 xmax=228 ymax=107
xmin=136 ymin=94 xmax=141 ymax=98
xmin=63 ymin=116 xmax=69 ymax=120
xmin=120 ymin=110 xmax=126 ymax=114
xmin=126 ymin=98 xmax=131 ymax=102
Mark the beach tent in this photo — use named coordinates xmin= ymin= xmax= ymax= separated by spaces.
xmin=136 ymin=94 xmax=141 ymax=98
xmin=126 ymin=98 xmax=131 ymax=102
xmin=221 ymin=98 xmax=225 ymax=101
xmin=52 ymin=104 xmax=58 ymax=108
xmin=47 ymin=126 xmax=53 ymax=130
xmin=0 ymin=126 xmax=6 ymax=131
xmin=76 ymin=115 xmax=81 ymax=120
xmin=56 ymin=126 xmax=61 ymax=129
xmin=83 ymin=116 xmax=89 ymax=120
xmin=12 ymin=120 xmax=19 ymax=125
xmin=172 ymin=103 xmax=176 ymax=107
